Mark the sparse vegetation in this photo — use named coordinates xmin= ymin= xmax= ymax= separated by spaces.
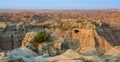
xmin=34 ymin=31 xmax=50 ymax=43
xmin=84 ymin=60 xmax=93 ymax=62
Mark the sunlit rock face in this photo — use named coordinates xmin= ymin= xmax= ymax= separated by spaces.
xmin=72 ymin=26 xmax=113 ymax=51
xmin=71 ymin=20 xmax=120 ymax=51
xmin=47 ymin=20 xmax=120 ymax=51
xmin=105 ymin=46 xmax=120 ymax=58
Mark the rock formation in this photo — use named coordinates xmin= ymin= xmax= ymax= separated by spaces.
xmin=0 ymin=22 xmax=25 ymax=50
xmin=21 ymin=31 xmax=80 ymax=56
xmin=0 ymin=22 xmax=41 ymax=50
xmin=43 ymin=20 xmax=120 ymax=51
xmin=0 ymin=20 xmax=119 ymax=51
xmin=71 ymin=21 xmax=112 ymax=51
xmin=0 ymin=30 xmax=120 ymax=62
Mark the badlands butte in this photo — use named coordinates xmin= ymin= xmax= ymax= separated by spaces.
xmin=0 ymin=10 xmax=120 ymax=62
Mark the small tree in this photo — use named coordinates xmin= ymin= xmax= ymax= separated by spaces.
xmin=34 ymin=32 xmax=50 ymax=43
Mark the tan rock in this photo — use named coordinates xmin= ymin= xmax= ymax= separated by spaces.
xmin=62 ymin=49 xmax=82 ymax=59
xmin=82 ymin=55 xmax=105 ymax=62
xmin=47 ymin=49 xmax=105 ymax=62
xmin=0 ymin=52 xmax=6 ymax=59
xmin=104 ymin=46 xmax=120 ymax=58
xmin=50 ymin=20 xmax=120 ymax=52
xmin=52 ymin=37 xmax=64 ymax=50
xmin=79 ymin=47 xmax=102 ymax=56
xmin=56 ymin=60 xmax=84 ymax=62
xmin=48 ymin=55 xmax=72 ymax=62
xmin=21 ymin=31 xmax=37 ymax=50
xmin=0 ymin=22 xmax=7 ymax=29
xmin=22 ymin=31 xmax=37 ymax=42
xmin=72 ymin=28 xmax=113 ymax=51
xmin=47 ymin=49 xmax=82 ymax=62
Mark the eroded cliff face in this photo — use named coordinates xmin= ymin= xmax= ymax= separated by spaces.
xmin=0 ymin=31 xmax=24 ymax=50
xmin=44 ymin=20 xmax=120 ymax=51
xmin=0 ymin=22 xmax=34 ymax=50
xmin=0 ymin=22 xmax=23 ymax=50
xmin=0 ymin=20 xmax=119 ymax=52
xmin=72 ymin=21 xmax=120 ymax=51
xmin=71 ymin=21 xmax=111 ymax=51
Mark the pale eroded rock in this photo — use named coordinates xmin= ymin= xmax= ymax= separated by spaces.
xmin=105 ymin=46 xmax=120 ymax=58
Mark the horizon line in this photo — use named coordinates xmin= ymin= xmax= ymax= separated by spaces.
xmin=0 ymin=8 xmax=120 ymax=10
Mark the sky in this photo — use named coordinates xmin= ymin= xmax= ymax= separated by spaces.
xmin=0 ymin=0 xmax=120 ymax=9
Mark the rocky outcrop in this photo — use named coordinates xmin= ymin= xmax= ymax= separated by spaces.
xmin=0 ymin=22 xmax=7 ymax=30
xmin=0 ymin=20 xmax=120 ymax=62
xmin=46 ymin=20 xmax=120 ymax=51
xmin=21 ymin=31 xmax=80 ymax=56
xmin=0 ymin=30 xmax=120 ymax=62
xmin=0 ymin=22 xmax=24 ymax=50
xmin=1 ymin=20 xmax=119 ymax=52
xmin=71 ymin=20 xmax=116 ymax=51
xmin=104 ymin=46 xmax=120 ymax=58
xmin=0 ymin=22 xmax=37 ymax=50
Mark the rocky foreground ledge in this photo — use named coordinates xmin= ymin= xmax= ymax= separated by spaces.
xmin=0 ymin=31 xmax=120 ymax=62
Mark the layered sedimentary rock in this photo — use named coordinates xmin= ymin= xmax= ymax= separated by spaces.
xmin=44 ymin=20 xmax=120 ymax=51
xmin=0 ymin=30 xmax=120 ymax=62
xmin=71 ymin=20 xmax=120 ymax=51
xmin=0 ymin=22 xmax=32 ymax=50
xmin=0 ymin=20 xmax=120 ymax=52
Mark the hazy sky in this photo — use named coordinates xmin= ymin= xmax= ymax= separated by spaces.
xmin=0 ymin=0 xmax=120 ymax=9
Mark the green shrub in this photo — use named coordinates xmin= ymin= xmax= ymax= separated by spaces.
xmin=34 ymin=32 xmax=50 ymax=43
xmin=84 ymin=60 xmax=93 ymax=62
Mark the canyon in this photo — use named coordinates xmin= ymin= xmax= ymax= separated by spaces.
xmin=0 ymin=20 xmax=120 ymax=62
